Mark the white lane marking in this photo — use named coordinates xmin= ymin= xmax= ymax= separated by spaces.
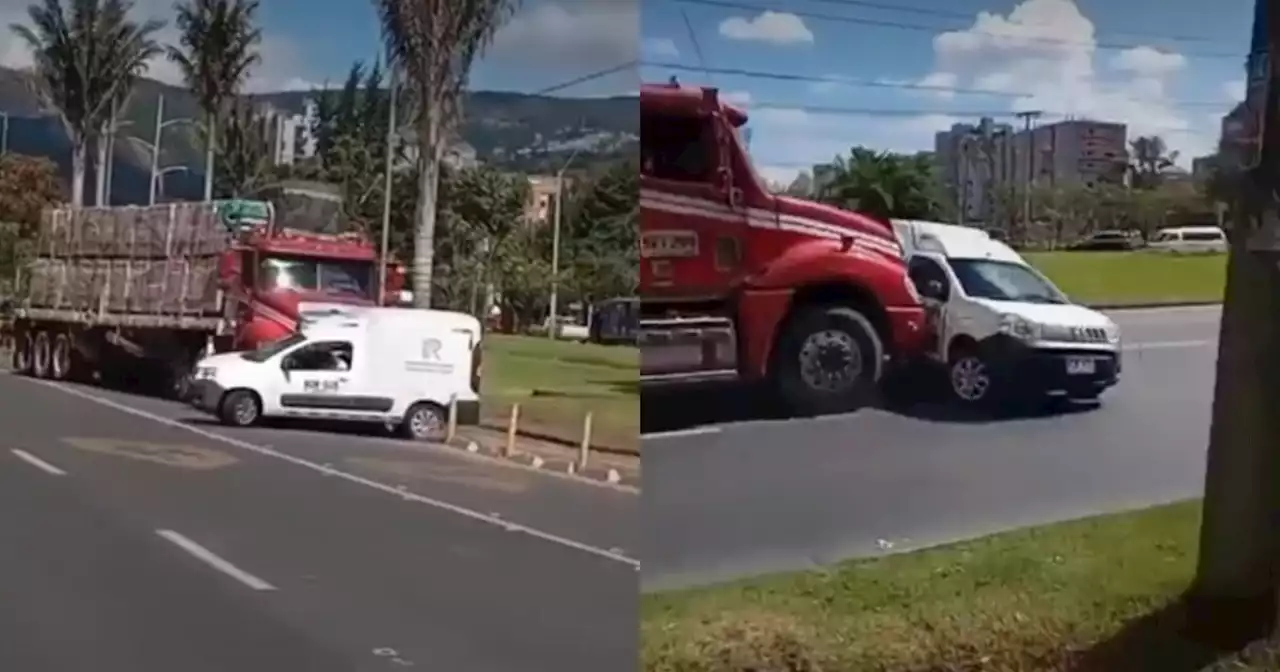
xmin=34 ymin=379 xmax=639 ymax=568
xmin=156 ymin=529 xmax=276 ymax=591
xmin=1122 ymin=339 xmax=1214 ymax=351
xmin=10 ymin=449 xmax=67 ymax=476
xmin=641 ymin=426 xmax=722 ymax=441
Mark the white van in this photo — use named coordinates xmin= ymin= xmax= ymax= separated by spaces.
xmin=1148 ymin=226 xmax=1227 ymax=254
xmin=188 ymin=304 xmax=482 ymax=440
xmin=893 ymin=220 xmax=1122 ymax=408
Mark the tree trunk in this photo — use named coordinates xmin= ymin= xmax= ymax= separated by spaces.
xmin=70 ymin=138 xmax=86 ymax=208
xmin=411 ymin=118 xmax=442 ymax=309
xmin=94 ymin=127 xmax=108 ymax=206
xmin=203 ymin=116 xmax=217 ymax=201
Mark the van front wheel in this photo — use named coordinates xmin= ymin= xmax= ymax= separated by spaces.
xmin=401 ymin=402 xmax=447 ymax=442
xmin=773 ymin=305 xmax=884 ymax=416
xmin=219 ymin=390 xmax=262 ymax=427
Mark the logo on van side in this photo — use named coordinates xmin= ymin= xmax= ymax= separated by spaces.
xmin=406 ymin=337 xmax=454 ymax=374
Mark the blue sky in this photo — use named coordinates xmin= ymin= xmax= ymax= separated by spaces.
xmin=0 ymin=0 xmax=639 ymax=98
xmin=640 ymin=0 xmax=1255 ymax=183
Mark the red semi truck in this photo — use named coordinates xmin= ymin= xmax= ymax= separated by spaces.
xmin=9 ymin=185 xmax=406 ymax=396
xmin=639 ymin=82 xmax=929 ymax=414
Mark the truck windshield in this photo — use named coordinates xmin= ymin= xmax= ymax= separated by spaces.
xmin=948 ymin=259 xmax=1067 ymax=304
xmin=260 ymin=256 xmax=374 ymax=299
xmin=240 ymin=332 xmax=306 ymax=362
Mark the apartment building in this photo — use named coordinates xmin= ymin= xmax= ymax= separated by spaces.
xmin=263 ymin=99 xmax=319 ymax=166
xmin=936 ymin=117 xmax=1129 ymax=222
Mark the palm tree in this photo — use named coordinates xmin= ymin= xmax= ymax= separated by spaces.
xmin=817 ymin=147 xmax=939 ymax=221
xmin=167 ymin=0 xmax=262 ymax=201
xmin=10 ymin=0 xmax=163 ymax=207
xmin=1128 ymin=135 xmax=1179 ymax=190
xmin=372 ymin=0 xmax=521 ymax=308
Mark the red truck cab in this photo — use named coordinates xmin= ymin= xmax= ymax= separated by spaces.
xmin=640 ymin=81 xmax=928 ymax=414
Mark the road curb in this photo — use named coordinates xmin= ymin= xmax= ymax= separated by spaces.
xmin=1088 ymin=300 xmax=1222 ymax=310
xmin=443 ymin=437 xmax=639 ymax=492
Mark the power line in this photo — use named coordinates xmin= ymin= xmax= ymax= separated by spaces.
xmin=532 ymin=61 xmax=637 ymax=96
xmin=796 ymin=0 xmax=1240 ymax=47
xmin=676 ymin=0 xmax=1245 ymax=60
xmin=643 ymin=62 xmax=1235 ymax=109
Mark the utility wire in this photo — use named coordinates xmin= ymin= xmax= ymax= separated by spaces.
xmin=643 ymin=62 xmax=1237 ymax=109
xmin=676 ymin=0 xmax=1245 ymax=60
xmin=795 ymin=0 xmax=1242 ymax=46
xmin=531 ymin=61 xmax=637 ymax=96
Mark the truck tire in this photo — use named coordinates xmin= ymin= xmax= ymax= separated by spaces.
xmin=12 ymin=332 xmax=31 ymax=375
xmin=31 ymin=331 xmax=51 ymax=379
xmin=50 ymin=333 xmax=73 ymax=381
xmin=773 ymin=305 xmax=884 ymax=415
xmin=218 ymin=389 xmax=262 ymax=427
xmin=401 ymin=402 xmax=446 ymax=441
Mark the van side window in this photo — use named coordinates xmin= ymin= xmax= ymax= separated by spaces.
xmin=1182 ymin=230 xmax=1224 ymax=241
xmin=285 ymin=341 xmax=353 ymax=371
xmin=908 ymin=257 xmax=951 ymax=301
xmin=641 ymin=111 xmax=714 ymax=184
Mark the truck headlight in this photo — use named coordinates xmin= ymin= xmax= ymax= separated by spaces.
xmin=999 ymin=314 xmax=1040 ymax=341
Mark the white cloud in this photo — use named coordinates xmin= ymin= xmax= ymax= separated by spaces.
xmin=642 ymin=37 xmax=679 ymax=59
xmin=1 ymin=0 xmax=316 ymax=94
xmin=489 ymin=1 xmax=638 ymax=69
xmin=723 ymin=90 xmax=753 ymax=105
xmin=1224 ymin=79 xmax=1245 ymax=102
xmin=719 ymin=11 xmax=813 ymax=45
xmin=917 ymin=0 xmax=1215 ymax=164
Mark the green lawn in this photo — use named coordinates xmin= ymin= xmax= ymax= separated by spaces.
xmin=642 ymin=500 xmax=1280 ymax=672
xmin=481 ymin=334 xmax=638 ymax=453
xmin=1026 ymin=251 xmax=1226 ymax=306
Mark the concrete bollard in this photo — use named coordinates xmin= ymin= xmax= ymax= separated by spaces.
xmin=578 ymin=411 xmax=593 ymax=471
xmin=504 ymin=404 xmax=520 ymax=457
xmin=446 ymin=394 xmax=459 ymax=443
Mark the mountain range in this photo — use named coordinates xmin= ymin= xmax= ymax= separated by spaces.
xmin=0 ymin=67 xmax=639 ymax=205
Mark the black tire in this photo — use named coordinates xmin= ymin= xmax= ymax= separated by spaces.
xmin=946 ymin=342 xmax=1000 ymax=408
xmin=218 ymin=389 xmax=262 ymax=427
xmin=772 ymin=305 xmax=884 ymax=416
xmin=401 ymin=402 xmax=447 ymax=441
xmin=50 ymin=333 xmax=72 ymax=381
xmin=12 ymin=332 xmax=31 ymax=375
xmin=31 ymin=331 xmax=51 ymax=379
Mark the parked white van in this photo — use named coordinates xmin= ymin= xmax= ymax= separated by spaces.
xmin=1148 ymin=226 xmax=1228 ymax=254
xmin=893 ymin=220 xmax=1122 ymax=408
xmin=188 ymin=304 xmax=482 ymax=439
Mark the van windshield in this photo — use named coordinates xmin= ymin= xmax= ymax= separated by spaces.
xmin=241 ymin=332 xmax=306 ymax=363
xmin=948 ymin=259 xmax=1067 ymax=304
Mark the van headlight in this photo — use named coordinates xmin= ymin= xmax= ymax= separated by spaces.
xmin=999 ymin=314 xmax=1040 ymax=341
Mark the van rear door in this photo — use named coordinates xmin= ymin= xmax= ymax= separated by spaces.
xmin=406 ymin=328 xmax=478 ymax=401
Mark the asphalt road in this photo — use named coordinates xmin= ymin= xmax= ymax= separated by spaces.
xmin=0 ymin=372 xmax=638 ymax=671
xmin=641 ymin=305 xmax=1223 ymax=591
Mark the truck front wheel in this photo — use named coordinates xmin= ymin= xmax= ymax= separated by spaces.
xmin=773 ymin=305 xmax=884 ymax=415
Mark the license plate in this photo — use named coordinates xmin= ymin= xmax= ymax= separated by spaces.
xmin=1066 ymin=357 xmax=1096 ymax=375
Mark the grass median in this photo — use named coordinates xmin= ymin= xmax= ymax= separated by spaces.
xmin=481 ymin=334 xmax=638 ymax=454
xmin=642 ymin=500 xmax=1280 ymax=672
xmin=1024 ymin=251 xmax=1226 ymax=306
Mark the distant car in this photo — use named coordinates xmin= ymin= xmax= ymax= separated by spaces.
xmin=1148 ymin=226 xmax=1228 ymax=254
xmin=590 ymin=297 xmax=638 ymax=345
xmin=1069 ymin=230 xmax=1144 ymax=251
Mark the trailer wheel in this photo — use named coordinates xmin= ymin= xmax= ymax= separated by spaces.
xmin=218 ymin=389 xmax=262 ymax=427
xmin=12 ymin=332 xmax=31 ymax=374
xmin=31 ymin=331 xmax=51 ymax=379
xmin=401 ymin=402 xmax=446 ymax=442
xmin=50 ymin=333 xmax=73 ymax=381
xmin=773 ymin=304 xmax=884 ymax=416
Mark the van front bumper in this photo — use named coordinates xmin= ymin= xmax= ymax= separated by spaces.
xmin=992 ymin=339 xmax=1121 ymax=397
xmin=188 ymin=379 xmax=226 ymax=414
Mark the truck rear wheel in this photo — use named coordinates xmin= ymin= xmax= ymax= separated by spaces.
xmin=12 ymin=332 xmax=31 ymax=374
xmin=773 ymin=305 xmax=884 ymax=415
xmin=50 ymin=333 xmax=73 ymax=381
xmin=31 ymin=331 xmax=51 ymax=379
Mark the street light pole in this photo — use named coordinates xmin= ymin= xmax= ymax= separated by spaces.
xmin=548 ymin=147 xmax=581 ymax=340
xmin=1 ymin=112 xmax=8 ymax=154
xmin=378 ymin=56 xmax=398 ymax=306
xmin=149 ymin=94 xmax=165 ymax=206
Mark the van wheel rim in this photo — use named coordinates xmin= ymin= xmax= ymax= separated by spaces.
xmin=951 ymin=357 xmax=990 ymax=401
xmin=410 ymin=408 xmax=442 ymax=437
xmin=799 ymin=329 xmax=862 ymax=392
xmin=233 ymin=397 xmax=258 ymax=424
